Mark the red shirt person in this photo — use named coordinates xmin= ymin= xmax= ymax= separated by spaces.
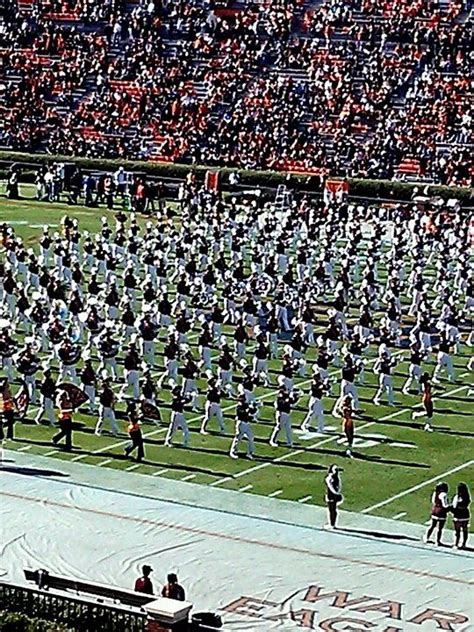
xmin=134 ymin=565 xmax=154 ymax=595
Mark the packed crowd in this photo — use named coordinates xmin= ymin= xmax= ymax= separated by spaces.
xmin=0 ymin=0 xmax=472 ymax=183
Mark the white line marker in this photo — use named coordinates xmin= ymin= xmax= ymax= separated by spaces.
xmin=240 ymin=484 xmax=253 ymax=492
xmin=209 ymin=476 xmax=232 ymax=487
xmin=392 ymin=512 xmax=407 ymax=520
xmin=17 ymin=446 xmax=31 ymax=452
xmin=152 ymin=469 xmax=169 ymax=476
xmin=182 ymin=474 xmax=196 ymax=481
xmin=298 ymin=495 xmax=312 ymax=503
xmin=268 ymin=490 xmax=283 ymax=498
xmin=71 ymin=454 xmax=86 ymax=462
xmin=43 ymin=450 xmax=58 ymax=457
xmin=362 ymin=460 xmax=474 ymax=514
xmin=126 ymin=464 xmax=141 ymax=472
xmin=97 ymin=459 xmax=112 ymax=467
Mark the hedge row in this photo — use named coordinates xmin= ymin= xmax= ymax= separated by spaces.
xmin=0 ymin=611 xmax=70 ymax=631
xmin=0 ymin=151 xmax=472 ymax=203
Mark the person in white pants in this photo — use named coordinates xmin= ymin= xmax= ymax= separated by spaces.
xmin=301 ymin=372 xmax=328 ymax=433
xmin=269 ymin=386 xmax=299 ymax=448
xmin=332 ymin=356 xmax=360 ymax=416
xmin=402 ymin=343 xmax=423 ymax=395
xmin=165 ymin=387 xmax=190 ymax=447
xmin=433 ymin=334 xmax=455 ymax=383
xmin=200 ymin=378 xmax=225 ymax=434
xmin=95 ymin=380 xmax=119 ymax=436
xmin=373 ymin=353 xmax=396 ymax=406
xmin=230 ymin=396 xmax=256 ymax=459
xmin=35 ymin=369 xmax=56 ymax=426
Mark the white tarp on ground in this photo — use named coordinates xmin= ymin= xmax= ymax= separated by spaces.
xmin=0 ymin=451 xmax=472 ymax=631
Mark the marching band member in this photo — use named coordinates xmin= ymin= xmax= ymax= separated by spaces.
xmin=35 ymin=367 xmax=57 ymax=426
xmin=402 ymin=341 xmax=424 ymax=395
xmin=120 ymin=342 xmax=141 ymax=400
xmin=230 ymin=394 xmax=256 ymax=459
xmin=165 ymin=386 xmax=191 ymax=448
xmin=52 ymin=388 xmax=74 ymax=451
xmin=433 ymin=331 xmax=455 ymax=383
xmin=332 ymin=355 xmax=361 ymax=416
xmin=16 ymin=342 xmax=40 ymax=404
xmin=301 ymin=371 xmax=329 ymax=433
xmin=80 ymin=357 xmax=97 ymax=413
xmin=124 ymin=402 xmax=145 ymax=462
xmin=200 ymin=376 xmax=225 ymax=435
xmin=269 ymin=385 xmax=299 ymax=448
xmin=373 ymin=350 xmax=397 ymax=406
xmin=95 ymin=376 xmax=119 ymax=436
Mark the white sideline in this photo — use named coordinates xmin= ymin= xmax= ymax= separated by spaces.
xmin=362 ymin=459 xmax=474 ymax=514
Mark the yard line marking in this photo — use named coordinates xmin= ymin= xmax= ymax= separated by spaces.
xmin=362 ymin=459 xmax=474 ymax=514
xmin=43 ymin=450 xmax=59 ymax=457
xmin=71 ymin=454 xmax=87 ymax=462
xmin=209 ymin=476 xmax=232 ymax=487
xmin=182 ymin=474 xmax=196 ymax=481
xmin=70 ymin=351 xmax=402 ymax=463
xmin=240 ymin=484 xmax=253 ymax=492
xmin=233 ymin=382 xmax=468 ymax=481
xmin=153 ymin=469 xmax=169 ymax=476
xmin=98 ymin=459 xmax=112 ymax=467
xmin=298 ymin=495 xmax=312 ymax=503
xmin=268 ymin=489 xmax=283 ymax=498
xmin=126 ymin=464 xmax=141 ymax=472
xmin=392 ymin=512 xmax=407 ymax=520
xmin=17 ymin=445 xmax=31 ymax=452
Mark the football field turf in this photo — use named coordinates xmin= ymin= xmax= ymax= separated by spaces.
xmin=1 ymin=188 xmax=473 ymax=527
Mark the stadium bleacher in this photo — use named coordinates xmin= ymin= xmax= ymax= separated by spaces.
xmin=0 ymin=0 xmax=472 ymax=185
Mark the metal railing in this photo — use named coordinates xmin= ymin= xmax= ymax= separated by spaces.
xmin=0 ymin=581 xmax=148 ymax=632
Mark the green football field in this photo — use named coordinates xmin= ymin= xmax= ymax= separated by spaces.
xmin=0 ymin=185 xmax=473 ymax=527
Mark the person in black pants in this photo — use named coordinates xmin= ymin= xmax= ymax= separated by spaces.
xmin=124 ymin=403 xmax=145 ymax=462
xmin=52 ymin=390 xmax=74 ymax=451
xmin=325 ymin=464 xmax=343 ymax=530
xmin=0 ymin=377 xmax=15 ymax=441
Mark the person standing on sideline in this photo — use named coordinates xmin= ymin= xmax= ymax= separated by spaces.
xmin=161 ymin=573 xmax=185 ymax=601
xmin=52 ymin=388 xmax=74 ymax=451
xmin=424 ymin=482 xmax=450 ymax=546
xmin=325 ymin=464 xmax=343 ymax=529
xmin=452 ymin=483 xmax=470 ymax=549
xmin=134 ymin=565 xmax=153 ymax=595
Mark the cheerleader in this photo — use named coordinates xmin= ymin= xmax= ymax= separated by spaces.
xmin=342 ymin=395 xmax=354 ymax=458
xmin=452 ymin=483 xmax=470 ymax=550
xmin=412 ymin=372 xmax=434 ymax=431
xmin=325 ymin=464 xmax=343 ymax=529
xmin=424 ymin=482 xmax=450 ymax=546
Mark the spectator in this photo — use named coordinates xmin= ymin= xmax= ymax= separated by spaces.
xmin=161 ymin=573 xmax=185 ymax=601
xmin=134 ymin=565 xmax=154 ymax=595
